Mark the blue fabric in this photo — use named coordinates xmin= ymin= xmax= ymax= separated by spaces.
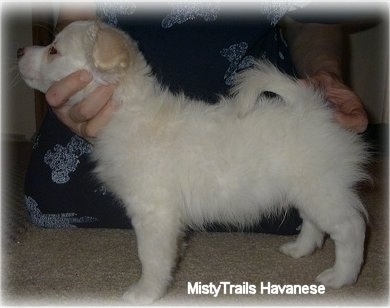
xmin=25 ymin=110 xmax=131 ymax=228
xmin=104 ymin=6 xmax=296 ymax=102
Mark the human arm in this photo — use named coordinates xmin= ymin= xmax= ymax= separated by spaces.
xmin=281 ymin=16 xmax=368 ymax=133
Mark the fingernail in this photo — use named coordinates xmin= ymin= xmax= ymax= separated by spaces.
xmin=79 ymin=70 xmax=92 ymax=82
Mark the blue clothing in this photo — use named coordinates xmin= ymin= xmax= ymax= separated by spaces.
xmin=24 ymin=3 xmax=302 ymax=233
xmin=101 ymin=4 xmax=296 ymax=102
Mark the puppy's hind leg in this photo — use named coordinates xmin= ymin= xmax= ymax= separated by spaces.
xmin=298 ymin=190 xmax=366 ymax=288
xmin=315 ymin=211 xmax=365 ymax=288
xmin=122 ymin=202 xmax=182 ymax=305
xmin=280 ymin=213 xmax=324 ymax=258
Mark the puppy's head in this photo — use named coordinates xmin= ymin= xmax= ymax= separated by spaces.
xmin=18 ymin=20 xmax=137 ymax=96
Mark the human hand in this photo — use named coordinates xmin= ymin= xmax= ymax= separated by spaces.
xmin=45 ymin=70 xmax=117 ymax=141
xmin=303 ymin=71 xmax=368 ymax=133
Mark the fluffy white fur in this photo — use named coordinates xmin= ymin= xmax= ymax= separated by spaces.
xmin=18 ymin=21 xmax=369 ymax=304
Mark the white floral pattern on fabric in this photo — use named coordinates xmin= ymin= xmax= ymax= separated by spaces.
xmin=161 ymin=2 xmax=219 ymax=28
xmin=25 ymin=195 xmax=98 ymax=228
xmin=44 ymin=136 xmax=92 ymax=184
xmin=220 ymin=42 xmax=256 ymax=86
xmin=97 ymin=2 xmax=307 ymax=28
xmin=94 ymin=185 xmax=108 ymax=196
xmin=260 ymin=1 xmax=309 ymax=26
xmin=32 ymin=133 xmax=40 ymax=150
xmin=97 ymin=2 xmax=137 ymax=26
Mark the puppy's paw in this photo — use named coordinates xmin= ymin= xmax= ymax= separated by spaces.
xmin=122 ymin=281 xmax=163 ymax=305
xmin=279 ymin=241 xmax=315 ymax=259
xmin=316 ymin=267 xmax=357 ymax=289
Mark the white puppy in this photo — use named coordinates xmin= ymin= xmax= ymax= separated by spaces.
xmin=18 ymin=21 xmax=369 ymax=304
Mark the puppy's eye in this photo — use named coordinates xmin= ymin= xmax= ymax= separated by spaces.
xmin=49 ymin=46 xmax=58 ymax=55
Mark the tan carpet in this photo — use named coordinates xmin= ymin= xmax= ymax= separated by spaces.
xmin=2 ymin=142 xmax=388 ymax=306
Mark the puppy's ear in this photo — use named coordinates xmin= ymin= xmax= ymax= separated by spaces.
xmin=92 ymin=24 xmax=132 ymax=72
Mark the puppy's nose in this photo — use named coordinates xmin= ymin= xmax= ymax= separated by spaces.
xmin=17 ymin=48 xmax=25 ymax=59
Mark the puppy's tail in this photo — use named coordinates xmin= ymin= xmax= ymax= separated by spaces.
xmin=231 ymin=60 xmax=324 ymax=117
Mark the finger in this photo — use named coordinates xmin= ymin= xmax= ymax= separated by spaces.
xmin=45 ymin=70 xmax=93 ymax=107
xmin=323 ymin=90 xmax=368 ymax=133
xmin=334 ymin=109 xmax=368 ymax=133
xmin=300 ymin=73 xmax=368 ymax=133
xmin=51 ymin=103 xmax=74 ymax=127
xmin=69 ymin=84 xmax=116 ymax=123
xmin=78 ymin=99 xmax=119 ymax=139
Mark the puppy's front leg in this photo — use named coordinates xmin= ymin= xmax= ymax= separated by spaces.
xmin=122 ymin=205 xmax=182 ymax=305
